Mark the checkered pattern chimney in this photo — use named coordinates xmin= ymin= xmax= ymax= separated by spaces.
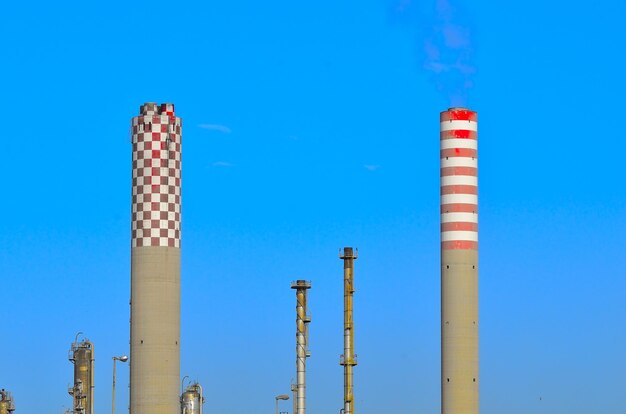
xmin=131 ymin=103 xmax=182 ymax=247
xmin=130 ymin=102 xmax=182 ymax=414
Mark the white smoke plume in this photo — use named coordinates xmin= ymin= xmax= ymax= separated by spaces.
xmin=389 ymin=0 xmax=475 ymax=107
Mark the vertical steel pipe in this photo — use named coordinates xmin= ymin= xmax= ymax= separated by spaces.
xmin=112 ymin=359 xmax=116 ymax=414
xmin=440 ymin=108 xmax=479 ymax=414
xmin=291 ymin=383 xmax=298 ymax=414
xmin=291 ymin=280 xmax=311 ymax=414
xmin=339 ymin=248 xmax=357 ymax=414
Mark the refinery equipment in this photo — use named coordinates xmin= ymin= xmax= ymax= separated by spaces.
xmin=130 ymin=103 xmax=182 ymax=414
xmin=0 ymin=389 xmax=15 ymax=414
xmin=440 ymin=108 xmax=479 ymax=414
xmin=290 ymin=383 xmax=297 ymax=414
xmin=339 ymin=247 xmax=357 ymax=414
xmin=68 ymin=333 xmax=95 ymax=414
xmin=291 ymin=280 xmax=311 ymax=414
xmin=180 ymin=383 xmax=204 ymax=414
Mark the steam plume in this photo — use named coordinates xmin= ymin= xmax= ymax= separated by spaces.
xmin=390 ymin=0 xmax=475 ymax=106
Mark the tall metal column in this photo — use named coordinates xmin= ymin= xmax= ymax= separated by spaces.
xmin=0 ymin=389 xmax=16 ymax=414
xmin=339 ymin=247 xmax=357 ymax=414
xmin=440 ymin=107 xmax=479 ymax=414
xmin=291 ymin=280 xmax=311 ymax=414
xmin=68 ymin=334 xmax=94 ymax=414
xmin=130 ymin=103 xmax=182 ymax=414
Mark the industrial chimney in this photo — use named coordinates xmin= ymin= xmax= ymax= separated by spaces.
xmin=339 ymin=247 xmax=357 ymax=414
xmin=68 ymin=333 xmax=94 ymax=414
xmin=291 ymin=280 xmax=311 ymax=414
xmin=440 ymin=107 xmax=479 ymax=414
xmin=130 ymin=103 xmax=182 ymax=414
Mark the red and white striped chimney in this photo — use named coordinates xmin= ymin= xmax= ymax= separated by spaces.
xmin=440 ymin=107 xmax=479 ymax=414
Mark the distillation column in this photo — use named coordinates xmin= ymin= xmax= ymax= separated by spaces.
xmin=130 ymin=103 xmax=182 ymax=414
xmin=68 ymin=334 xmax=95 ymax=414
xmin=291 ymin=280 xmax=311 ymax=414
xmin=440 ymin=108 xmax=479 ymax=414
xmin=180 ymin=383 xmax=204 ymax=414
xmin=0 ymin=389 xmax=15 ymax=414
xmin=339 ymin=247 xmax=357 ymax=414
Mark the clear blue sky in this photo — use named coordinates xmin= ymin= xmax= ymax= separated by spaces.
xmin=1 ymin=1 xmax=625 ymax=413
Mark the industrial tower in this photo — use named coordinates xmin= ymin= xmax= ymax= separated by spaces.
xmin=440 ymin=107 xmax=479 ymax=414
xmin=68 ymin=334 xmax=95 ymax=414
xmin=130 ymin=103 xmax=182 ymax=414
xmin=291 ymin=280 xmax=311 ymax=414
xmin=339 ymin=247 xmax=357 ymax=414
xmin=0 ymin=389 xmax=15 ymax=414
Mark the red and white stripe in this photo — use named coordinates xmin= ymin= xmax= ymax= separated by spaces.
xmin=131 ymin=103 xmax=182 ymax=248
xmin=440 ymin=108 xmax=477 ymax=250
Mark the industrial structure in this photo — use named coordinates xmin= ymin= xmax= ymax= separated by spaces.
xmin=68 ymin=334 xmax=95 ymax=414
xmin=291 ymin=280 xmax=311 ymax=414
xmin=290 ymin=383 xmax=297 ymax=414
xmin=0 ymin=389 xmax=15 ymax=414
xmin=180 ymin=383 xmax=204 ymax=414
xmin=130 ymin=103 xmax=182 ymax=414
xmin=339 ymin=247 xmax=357 ymax=414
xmin=440 ymin=107 xmax=479 ymax=414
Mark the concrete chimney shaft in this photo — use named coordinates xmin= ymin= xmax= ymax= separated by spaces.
xmin=440 ymin=108 xmax=479 ymax=414
xmin=130 ymin=103 xmax=182 ymax=414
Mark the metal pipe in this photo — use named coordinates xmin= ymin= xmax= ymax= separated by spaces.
xmin=291 ymin=383 xmax=297 ymax=414
xmin=112 ymin=356 xmax=128 ymax=414
xmin=197 ymin=384 xmax=203 ymax=414
xmin=90 ymin=343 xmax=95 ymax=414
xmin=112 ymin=359 xmax=117 ymax=414
xmin=440 ymin=108 xmax=479 ymax=414
xmin=291 ymin=280 xmax=311 ymax=414
xmin=339 ymin=248 xmax=357 ymax=414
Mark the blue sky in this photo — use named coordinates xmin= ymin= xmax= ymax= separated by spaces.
xmin=1 ymin=1 xmax=625 ymax=413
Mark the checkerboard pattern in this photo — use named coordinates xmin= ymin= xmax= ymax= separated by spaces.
xmin=131 ymin=104 xmax=182 ymax=248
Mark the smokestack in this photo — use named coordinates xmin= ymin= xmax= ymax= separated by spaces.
xmin=68 ymin=334 xmax=94 ymax=414
xmin=130 ymin=102 xmax=182 ymax=414
xmin=291 ymin=280 xmax=311 ymax=414
xmin=440 ymin=107 xmax=479 ymax=414
xmin=0 ymin=389 xmax=16 ymax=414
xmin=339 ymin=247 xmax=357 ymax=414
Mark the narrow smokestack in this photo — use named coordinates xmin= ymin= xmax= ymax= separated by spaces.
xmin=339 ymin=247 xmax=357 ymax=414
xmin=291 ymin=280 xmax=311 ymax=414
xmin=130 ymin=102 xmax=182 ymax=414
xmin=440 ymin=107 xmax=479 ymax=414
